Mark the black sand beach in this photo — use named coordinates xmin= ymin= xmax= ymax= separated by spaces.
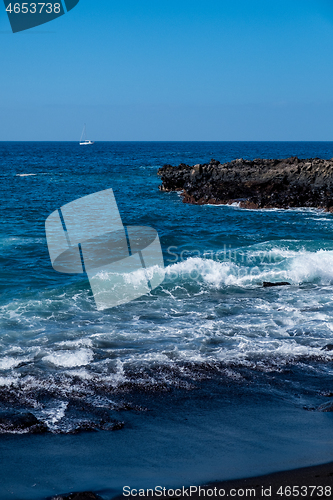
xmin=53 ymin=461 xmax=333 ymax=500
xmin=3 ymin=386 xmax=333 ymax=500
xmin=192 ymin=462 xmax=333 ymax=499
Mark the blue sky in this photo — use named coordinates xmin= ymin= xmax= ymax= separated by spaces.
xmin=1 ymin=0 xmax=333 ymax=140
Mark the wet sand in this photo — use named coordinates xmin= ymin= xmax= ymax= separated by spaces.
xmin=58 ymin=462 xmax=333 ymax=500
xmin=3 ymin=391 xmax=333 ymax=500
xmin=190 ymin=461 xmax=333 ymax=499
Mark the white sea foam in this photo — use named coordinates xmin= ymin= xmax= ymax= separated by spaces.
xmin=0 ymin=374 xmax=20 ymax=387
xmin=0 ymin=236 xmax=44 ymax=248
xmin=0 ymin=357 xmax=24 ymax=371
xmin=206 ymin=202 xmax=241 ymax=208
xmin=42 ymin=401 xmax=68 ymax=427
xmin=166 ymin=258 xmax=235 ymax=287
xmin=1 ymin=243 xmax=333 ymax=385
xmin=65 ymin=368 xmax=94 ymax=380
xmin=57 ymin=338 xmax=93 ymax=349
xmin=288 ymin=250 xmax=333 ymax=284
xmin=16 ymin=173 xmax=49 ymax=177
xmin=164 ymin=248 xmax=333 ymax=287
xmin=43 ymin=349 xmax=94 ymax=368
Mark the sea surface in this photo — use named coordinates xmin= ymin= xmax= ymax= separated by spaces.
xmin=1 ymin=142 xmax=333 ymax=499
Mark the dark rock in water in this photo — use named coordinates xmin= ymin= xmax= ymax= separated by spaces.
xmin=263 ymin=281 xmax=291 ymax=287
xmin=322 ymin=344 xmax=333 ymax=351
xmin=68 ymin=420 xmax=124 ymax=434
xmin=317 ymin=402 xmax=333 ymax=412
xmin=157 ymin=157 xmax=333 ymax=209
xmin=0 ymin=411 xmax=48 ymax=434
xmin=51 ymin=492 xmax=103 ymax=500
xmin=0 ymin=397 xmax=126 ymax=434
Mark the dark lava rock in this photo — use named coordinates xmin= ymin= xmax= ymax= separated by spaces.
xmin=69 ymin=420 xmax=124 ymax=434
xmin=0 ymin=404 xmax=125 ymax=434
xmin=157 ymin=157 xmax=333 ymax=209
xmin=0 ymin=411 xmax=48 ymax=434
xmin=263 ymin=281 xmax=291 ymax=287
xmin=322 ymin=344 xmax=333 ymax=351
xmin=51 ymin=492 xmax=103 ymax=500
xmin=317 ymin=402 xmax=333 ymax=412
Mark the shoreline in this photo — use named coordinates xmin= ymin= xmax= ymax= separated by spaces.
xmin=54 ymin=461 xmax=333 ymax=500
xmin=191 ymin=461 xmax=333 ymax=499
xmin=3 ymin=386 xmax=333 ymax=500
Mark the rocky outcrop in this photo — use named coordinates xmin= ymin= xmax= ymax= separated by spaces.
xmin=158 ymin=157 xmax=333 ymax=210
xmin=0 ymin=411 xmax=48 ymax=434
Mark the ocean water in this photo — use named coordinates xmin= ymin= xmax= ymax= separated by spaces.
xmin=1 ymin=142 xmax=333 ymax=499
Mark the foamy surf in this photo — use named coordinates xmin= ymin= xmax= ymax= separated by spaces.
xmin=3 ymin=140 xmax=333 ymax=439
xmin=43 ymin=348 xmax=94 ymax=368
xmin=164 ymin=247 xmax=333 ymax=288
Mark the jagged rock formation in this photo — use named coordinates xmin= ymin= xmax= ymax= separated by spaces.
xmin=158 ymin=157 xmax=333 ymax=210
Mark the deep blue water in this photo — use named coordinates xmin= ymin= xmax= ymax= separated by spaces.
xmin=1 ymin=142 xmax=333 ymax=499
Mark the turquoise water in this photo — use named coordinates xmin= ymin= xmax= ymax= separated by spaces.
xmin=1 ymin=142 xmax=333 ymax=498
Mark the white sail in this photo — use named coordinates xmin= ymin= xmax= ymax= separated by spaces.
xmin=80 ymin=124 xmax=94 ymax=145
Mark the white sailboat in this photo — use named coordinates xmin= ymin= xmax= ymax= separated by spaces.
xmin=80 ymin=124 xmax=94 ymax=145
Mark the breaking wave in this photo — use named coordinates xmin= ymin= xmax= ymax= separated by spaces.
xmin=1 ymin=242 xmax=333 ymax=433
xmin=164 ymin=246 xmax=333 ymax=288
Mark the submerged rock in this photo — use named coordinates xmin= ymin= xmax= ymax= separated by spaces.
xmin=0 ymin=411 xmax=48 ymax=434
xmin=317 ymin=402 xmax=333 ymax=412
xmin=158 ymin=157 xmax=333 ymax=209
xmin=0 ymin=409 xmax=125 ymax=435
xmin=322 ymin=344 xmax=333 ymax=351
xmin=263 ymin=281 xmax=291 ymax=287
